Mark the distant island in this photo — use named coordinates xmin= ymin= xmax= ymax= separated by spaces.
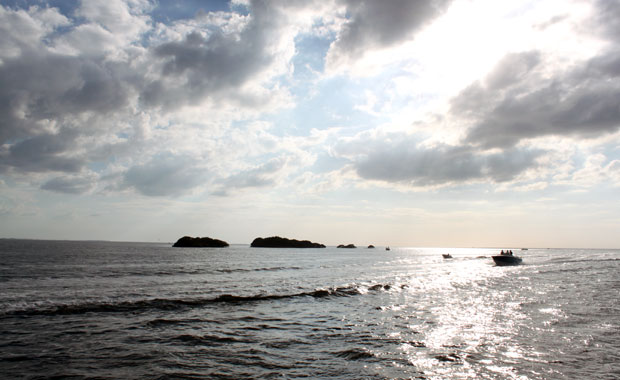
xmin=337 ymin=244 xmax=356 ymax=248
xmin=368 ymin=245 xmax=375 ymax=248
xmin=250 ymin=236 xmax=325 ymax=248
xmin=173 ymin=236 xmax=229 ymax=248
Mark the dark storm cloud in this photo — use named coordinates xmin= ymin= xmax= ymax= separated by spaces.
xmin=328 ymin=0 xmax=453 ymax=66
xmin=352 ymin=140 xmax=540 ymax=186
xmin=122 ymin=154 xmax=208 ymax=197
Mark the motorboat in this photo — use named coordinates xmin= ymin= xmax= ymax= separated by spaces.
xmin=492 ymin=252 xmax=522 ymax=266
xmin=442 ymin=253 xmax=453 ymax=259
xmin=385 ymin=246 xmax=390 ymax=251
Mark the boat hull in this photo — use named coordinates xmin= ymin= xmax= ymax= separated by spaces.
xmin=492 ymin=255 xmax=522 ymax=266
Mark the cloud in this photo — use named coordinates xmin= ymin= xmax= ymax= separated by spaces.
xmin=0 ymin=130 xmax=84 ymax=173
xmin=339 ymin=135 xmax=541 ymax=186
xmin=450 ymin=1 xmax=620 ymax=149
xmin=122 ymin=153 xmax=208 ymax=197
xmin=41 ymin=174 xmax=97 ymax=194
xmin=352 ymin=1 xmax=620 ymax=190
xmin=608 ymin=159 xmax=620 ymax=185
xmin=53 ymin=0 xmax=151 ymax=57
xmin=3 ymin=0 xmax=617 ymax=201
xmin=453 ymin=48 xmax=620 ymax=148
xmin=214 ymin=156 xmax=289 ymax=196
xmin=591 ymin=0 xmax=620 ymax=41
xmin=326 ymin=0 xmax=453 ymax=71
xmin=139 ymin=0 xmax=302 ymax=111
xmin=0 ymin=2 xmax=146 ymax=146
xmin=0 ymin=46 xmax=135 ymax=175
xmin=75 ymin=0 xmax=151 ymax=38
xmin=0 ymin=1 xmax=302 ymax=190
xmin=483 ymin=51 xmax=542 ymax=91
xmin=0 ymin=48 xmax=134 ymax=148
xmin=0 ymin=5 xmax=70 ymax=60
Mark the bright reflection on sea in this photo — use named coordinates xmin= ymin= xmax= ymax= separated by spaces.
xmin=387 ymin=247 xmax=539 ymax=379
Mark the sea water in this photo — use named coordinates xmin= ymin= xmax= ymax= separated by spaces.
xmin=1 ymin=239 xmax=618 ymax=379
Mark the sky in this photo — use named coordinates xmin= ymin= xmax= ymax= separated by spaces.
xmin=1 ymin=0 xmax=619 ymax=248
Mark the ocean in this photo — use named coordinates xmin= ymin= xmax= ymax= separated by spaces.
xmin=1 ymin=239 xmax=618 ymax=379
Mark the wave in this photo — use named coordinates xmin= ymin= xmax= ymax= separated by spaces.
xmin=145 ymin=318 xmax=208 ymax=327
xmin=173 ymin=333 xmax=254 ymax=346
xmin=0 ymin=266 xmax=306 ymax=282
xmin=563 ymin=257 xmax=619 ymax=264
xmin=335 ymin=348 xmax=377 ymax=361
xmin=89 ymin=265 xmax=304 ymax=278
xmin=2 ymin=283 xmax=394 ymax=317
xmin=216 ymin=266 xmax=302 ymax=274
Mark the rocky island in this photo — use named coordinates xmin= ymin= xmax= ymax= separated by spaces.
xmin=250 ymin=236 xmax=326 ymax=248
xmin=337 ymin=244 xmax=356 ymax=248
xmin=173 ymin=236 xmax=229 ymax=248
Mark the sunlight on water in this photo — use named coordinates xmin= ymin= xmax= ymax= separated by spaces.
xmin=395 ymin=249 xmax=541 ymax=378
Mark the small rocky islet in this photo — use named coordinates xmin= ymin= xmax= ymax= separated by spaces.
xmin=172 ymin=236 xmax=229 ymax=248
xmin=250 ymin=236 xmax=326 ymax=248
xmin=337 ymin=244 xmax=356 ymax=248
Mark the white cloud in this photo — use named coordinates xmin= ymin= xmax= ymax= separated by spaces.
xmin=608 ymin=160 xmax=620 ymax=186
xmin=75 ymin=0 xmax=151 ymax=42
xmin=571 ymin=154 xmax=620 ymax=188
xmin=0 ymin=6 xmax=70 ymax=61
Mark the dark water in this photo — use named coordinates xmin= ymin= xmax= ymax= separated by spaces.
xmin=1 ymin=240 xmax=619 ymax=379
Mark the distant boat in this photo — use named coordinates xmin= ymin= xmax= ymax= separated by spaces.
xmin=385 ymin=246 xmax=390 ymax=251
xmin=492 ymin=251 xmax=522 ymax=266
xmin=521 ymin=248 xmax=528 ymax=250
xmin=442 ymin=253 xmax=453 ymax=259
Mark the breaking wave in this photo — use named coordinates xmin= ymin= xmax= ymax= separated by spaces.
xmin=3 ymin=283 xmax=394 ymax=317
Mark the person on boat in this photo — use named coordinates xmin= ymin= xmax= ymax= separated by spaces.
xmin=501 ymin=250 xmax=505 ymax=255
